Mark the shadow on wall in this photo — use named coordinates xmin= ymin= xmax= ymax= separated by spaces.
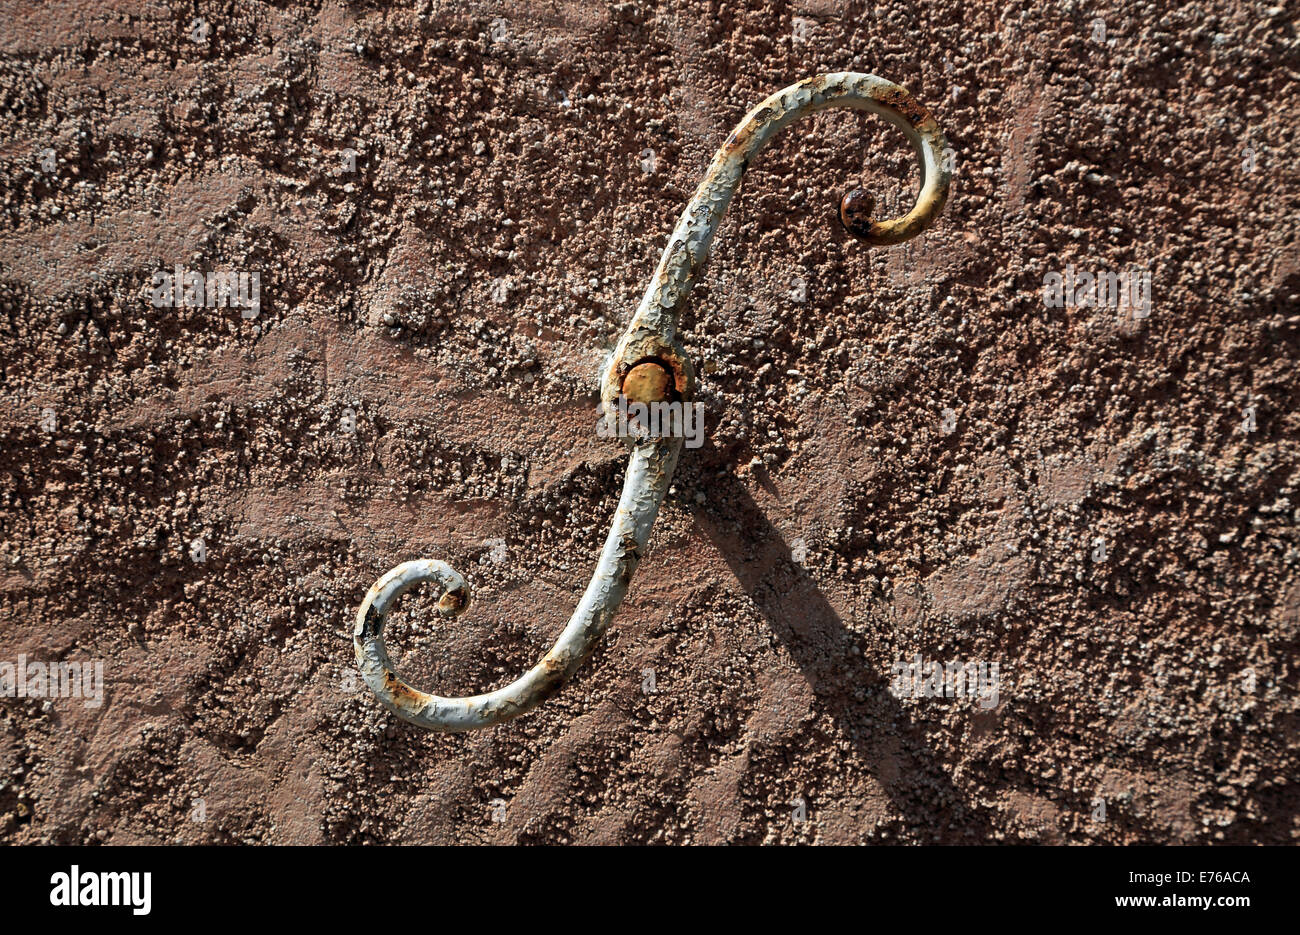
xmin=690 ymin=436 xmax=999 ymax=842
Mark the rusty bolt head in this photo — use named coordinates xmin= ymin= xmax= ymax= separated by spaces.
xmin=621 ymin=359 xmax=673 ymax=403
xmin=840 ymin=188 xmax=876 ymax=239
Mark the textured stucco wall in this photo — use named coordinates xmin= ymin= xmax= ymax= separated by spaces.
xmin=0 ymin=0 xmax=1296 ymax=843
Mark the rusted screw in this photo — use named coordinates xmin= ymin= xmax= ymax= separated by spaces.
xmin=621 ymin=359 xmax=674 ymax=403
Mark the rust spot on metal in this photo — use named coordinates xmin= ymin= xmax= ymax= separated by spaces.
xmin=360 ymin=605 xmax=382 ymax=638
xmin=383 ymin=670 xmax=426 ymax=709
xmin=875 ymin=85 xmax=931 ymax=128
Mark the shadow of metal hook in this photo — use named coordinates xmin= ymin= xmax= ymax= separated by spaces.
xmin=354 ymin=72 xmax=952 ymax=731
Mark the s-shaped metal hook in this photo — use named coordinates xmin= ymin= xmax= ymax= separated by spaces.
xmin=354 ymin=72 xmax=952 ymax=731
